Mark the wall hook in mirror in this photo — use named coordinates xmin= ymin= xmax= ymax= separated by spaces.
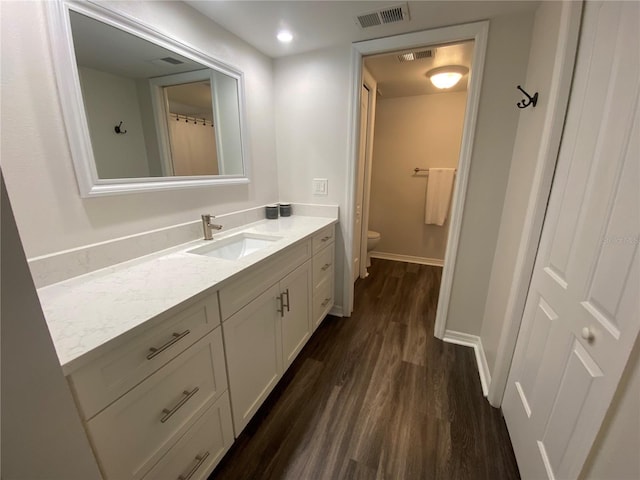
xmin=114 ymin=121 xmax=127 ymax=134
xmin=516 ymin=85 xmax=538 ymax=109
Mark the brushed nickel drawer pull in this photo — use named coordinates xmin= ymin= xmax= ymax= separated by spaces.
xmin=321 ymin=263 xmax=331 ymax=271
xmin=283 ymin=288 xmax=290 ymax=312
xmin=320 ymin=235 xmax=331 ymax=242
xmin=321 ymin=297 xmax=331 ymax=307
xmin=147 ymin=330 xmax=190 ymax=360
xmin=277 ymin=293 xmax=285 ymax=317
xmin=160 ymin=387 xmax=199 ymax=423
xmin=178 ymin=451 xmax=210 ymax=480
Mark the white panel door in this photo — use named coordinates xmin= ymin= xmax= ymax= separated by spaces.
xmin=503 ymin=2 xmax=640 ymax=479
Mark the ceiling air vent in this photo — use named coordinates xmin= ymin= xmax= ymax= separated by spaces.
xmin=355 ymin=3 xmax=410 ymax=29
xmin=414 ymin=49 xmax=434 ymax=59
xmin=150 ymin=57 xmax=186 ymax=68
xmin=397 ymin=49 xmax=434 ymax=63
xmin=160 ymin=57 xmax=184 ymax=65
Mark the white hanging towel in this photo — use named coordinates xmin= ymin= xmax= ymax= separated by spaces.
xmin=424 ymin=168 xmax=456 ymax=226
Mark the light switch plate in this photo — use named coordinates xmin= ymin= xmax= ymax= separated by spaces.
xmin=312 ymin=178 xmax=328 ymax=196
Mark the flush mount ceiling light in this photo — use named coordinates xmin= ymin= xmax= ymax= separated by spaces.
xmin=427 ymin=66 xmax=469 ymax=89
xmin=277 ymin=30 xmax=293 ymax=43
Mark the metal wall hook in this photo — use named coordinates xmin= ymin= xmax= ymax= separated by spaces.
xmin=114 ymin=121 xmax=127 ymax=134
xmin=516 ymin=85 xmax=538 ymax=109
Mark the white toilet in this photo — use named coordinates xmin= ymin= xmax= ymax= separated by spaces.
xmin=366 ymin=230 xmax=381 ymax=267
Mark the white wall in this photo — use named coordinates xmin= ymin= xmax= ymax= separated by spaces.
xmin=1 ymin=175 xmax=102 ymax=480
xmin=580 ymin=334 xmax=640 ymax=480
xmin=369 ymin=91 xmax=467 ymax=262
xmin=444 ymin=11 xmax=534 ymax=334
xmin=0 ymin=1 xmax=278 ymax=258
xmin=79 ymin=66 xmax=150 ymax=179
xmin=274 ymin=44 xmax=353 ymax=310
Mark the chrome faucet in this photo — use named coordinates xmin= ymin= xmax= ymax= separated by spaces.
xmin=201 ymin=214 xmax=223 ymax=240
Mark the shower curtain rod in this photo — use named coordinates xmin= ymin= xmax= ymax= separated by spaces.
xmin=170 ymin=113 xmax=214 ymax=127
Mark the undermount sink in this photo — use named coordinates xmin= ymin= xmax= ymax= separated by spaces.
xmin=187 ymin=232 xmax=281 ymax=260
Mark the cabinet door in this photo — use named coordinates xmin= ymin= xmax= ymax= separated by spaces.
xmin=280 ymin=260 xmax=312 ymax=370
xmin=222 ymin=284 xmax=282 ymax=435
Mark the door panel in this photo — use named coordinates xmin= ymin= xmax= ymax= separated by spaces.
xmin=503 ymin=2 xmax=640 ymax=479
xmin=222 ymin=284 xmax=283 ymax=434
xmin=281 ymin=260 xmax=312 ymax=369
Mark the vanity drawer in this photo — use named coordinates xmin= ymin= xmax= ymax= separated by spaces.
xmin=142 ymin=393 xmax=234 ymax=480
xmin=313 ymin=277 xmax=334 ymax=329
xmin=70 ymin=294 xmax=220 ymax=420
xmin=86 ymin=328 xmax=227 ymax=480
xmin=312 ymin=225 xmax=335 ymax=255
xmin=219 ymin=239 xmax=311 ymax=320
xmin=312 ymin=241 xmax=335 ymax=288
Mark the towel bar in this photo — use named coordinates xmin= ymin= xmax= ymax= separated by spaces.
xmin=413 ymin=168 xmax=457 ymax=175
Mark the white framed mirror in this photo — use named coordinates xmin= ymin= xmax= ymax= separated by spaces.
xmin=47 ymin=0 xmax=250 ymax=197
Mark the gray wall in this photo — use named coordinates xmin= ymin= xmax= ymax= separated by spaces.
xmin=480 ymin=1 xmax=565 ymax=372
xmin=443 ymin=11 xmax=535 ymax=335
xmin=1 ymin=175 xmax=102 ymax=480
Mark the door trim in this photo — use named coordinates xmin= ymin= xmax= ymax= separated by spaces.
xmin=343 ymin=21 xmax=489 ymax=330
xmin=488 ymin=0 xmax=583 ymax=407
xmin=358 ymin=68 xmax=377 ymax=279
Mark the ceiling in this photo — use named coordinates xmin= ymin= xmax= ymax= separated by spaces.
xmin=186 ymin=1 xmax=538 ymax=59
xmin=365 ymin=41 xmax=473 ymax=98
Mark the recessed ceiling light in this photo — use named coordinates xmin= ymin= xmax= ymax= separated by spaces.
xmin=427 ymin=66 xmax=469 ymax=89
xmin=277 ymin=30 xmax=293 ymax=43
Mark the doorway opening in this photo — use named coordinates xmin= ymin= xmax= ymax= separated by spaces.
xmin=356 ymin=40 xmax=472 ymax=285
xmin=345 ymin=22 xmax=489 ymax=341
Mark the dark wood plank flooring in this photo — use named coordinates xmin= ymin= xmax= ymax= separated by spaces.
xmin=210 ymin=259 xmax=519 ymax=479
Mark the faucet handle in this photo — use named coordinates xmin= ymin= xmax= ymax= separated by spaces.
xmin=201 ymin=213 xmax=215 ymax=221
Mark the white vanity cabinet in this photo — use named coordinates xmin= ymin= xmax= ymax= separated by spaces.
xmin=67 ymin=294 xmax=233 ymax=480
xmin=220 ymin=242 xmax=313 ymax=434
xmin=52 ymin=220 xmax=337 ymax=479
xmin=312 ymin=226 xmax=335 ymax=330
xmin=220 ymin=225 xmax=335 ymax=435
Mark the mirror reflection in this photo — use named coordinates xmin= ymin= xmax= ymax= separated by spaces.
xmin=69 ymin=10 xmax=245 ymax=180
xmin=165 ymin=81 xmax=218 ymax=176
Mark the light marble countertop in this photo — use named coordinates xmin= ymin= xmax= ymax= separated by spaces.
xmin=37 ymin=215 xmax=337 ymax=375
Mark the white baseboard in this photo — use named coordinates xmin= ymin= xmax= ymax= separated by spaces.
xmin=370 ymin=251 xmax=444 ymax=267
xmin=443 ymin=330 xmax=491 ymax=397
xmin=329 ymin=305 xmax=344 ymax=317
